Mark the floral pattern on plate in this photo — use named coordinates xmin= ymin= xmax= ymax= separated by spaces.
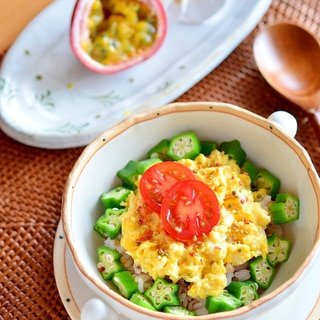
xmin=0 ymin=0 xmax=272 ymax=148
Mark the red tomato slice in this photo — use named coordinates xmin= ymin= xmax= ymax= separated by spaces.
xmin=139 ymin=162 xmax=196 ymax=213
xmin=161 ymin=179 xmax=220 ymax=241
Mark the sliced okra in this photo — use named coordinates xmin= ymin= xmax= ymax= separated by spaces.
xmin=270 ymin=193 xmax=300 ymax=224
xmin=147 ymin=139 xmax=171 ymax=160
xmin=117 ymin=160 xmax=139 ymax=190
xmin=166 ymin=132 xmax=201 ymax=160
xmin=253 ymin=169 xmax=280 ymax=200
xmin=97 ymin=246 xmax=124 ymax=280
xmin=267 ymin=233 xmax=291 ymax=266
xmin=249 ymin=256 xmax=275 ymax=289
xmin=206 ymin=290 xmax=243 ymax=313
xmin=117 ymin=159 xmax=164 ymax=190
xmin=226 ymin=280 xmax=259 ymax=305
xmin=241 ymin=160 xmax=259 ymax=185
xmin=94 ymin=208 xmax=125 ymax=239
xmin=163 ymin=305 xmax=196 ymax=316
xmin=136 ymin=158 xmax=162 ymax=175
xmin=220 ymin=140 xmax=246 ymax=167
xmin=100 ymin=186 xmax=131 ymax=209
xmin=145 ymin=277 xmax=180 ymax=311
xmin=112 ymin=270 xmax=138 ymax=299
xmin=200 ymin=141 xmax=218 ymax=156
xmin=130 ymin=292 xmax=157 ymax=311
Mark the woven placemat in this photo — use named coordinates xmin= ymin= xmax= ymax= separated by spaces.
xmin=0 ymin=0 xmax=319 ymax=319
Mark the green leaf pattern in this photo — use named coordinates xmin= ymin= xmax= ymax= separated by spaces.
xmin=31 ymin=90 xmax=55 ymax=110
xmin=157 ymin=80 xmax=173 ymax=92
xmin=0 ymin=75 xmax=176 ymax=136
xmin=91 ymin=90 xmax=120 ymax=107
xmin=47 ymin=121 xmax=90 ymax=135
xmin=0 ymin=78 xmax=19 ymax=105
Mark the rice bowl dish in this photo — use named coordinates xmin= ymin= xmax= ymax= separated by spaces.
xmin=62 ymin=102 xmax=320 ymax=320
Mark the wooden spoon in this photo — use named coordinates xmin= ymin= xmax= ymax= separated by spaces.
xmin=253 ymin=22 xmax=320 ymax=110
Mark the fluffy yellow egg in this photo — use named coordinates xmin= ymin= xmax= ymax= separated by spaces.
xmin=121 ymin=150 xmax=270 ymax=299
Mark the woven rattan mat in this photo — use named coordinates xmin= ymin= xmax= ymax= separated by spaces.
xmin=1 ymin=0 xmax=320 ymax=319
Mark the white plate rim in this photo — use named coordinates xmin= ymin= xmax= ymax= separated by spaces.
xmin=0 ymin=0 xmax=272 ymax=149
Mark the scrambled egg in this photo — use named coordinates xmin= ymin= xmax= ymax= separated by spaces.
xmin=121 ymin=150 xmax=270 ymax=299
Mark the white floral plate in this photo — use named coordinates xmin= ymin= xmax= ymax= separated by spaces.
xmin=0 ymin=0 xmax=272 ymax=149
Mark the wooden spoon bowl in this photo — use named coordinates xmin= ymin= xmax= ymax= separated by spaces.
xmin=253 ymin=22 xmax=320 ymax=110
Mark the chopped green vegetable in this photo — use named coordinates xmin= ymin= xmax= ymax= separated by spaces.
xmin=117 ymin=159 xmax=164 ymax=190
xmin=167 ymin=132 xmax=201 ymax=160
xmin=112 ymin=270 xmax=138 ymax=299
xmin=200 ymin=141 xmax=217 ymax=156
xmin=100 ymin=186 xmax=131 ymax=209
xmin=97 ymin=246 xmax=124 ymax=280
xmin=226 ymin=280 xmax=259 ymax=305
xmin=145 ymin=277 xmax=180 ymax=311
xmin=253 ymin=169 xmax=280 ymax=200
xmin=249 ymin=256 xmax=275 ymax=289
xmin=117 ymin=160 xmax=139 ymax=190
xmin=270 ymin=193 xmax=299 ymax=224
xmin=130 ymin=292 xmax=157 ymax=311
xmin=163 ymin=305 xmax=196 ymax=316
xmin=94 ymin=208 xmax=125 ymax=239
xmin=206 ymin=290 xmax=243 ymax=313
xmin=267 ymin=233 xmax=291 ymax=266
xmin=241 ymin=160 xmax=259 ymax=185
xmin=136 ymin=158 xmax=162 ymax=174
xmin=220 ymin=140 xmax=246 ymax=166
xmin=147 ymin=139 xmax=171 ymax=160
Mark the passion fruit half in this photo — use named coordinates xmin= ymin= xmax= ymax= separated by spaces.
xmin=70 ymin=0 xmax=167 ymax=74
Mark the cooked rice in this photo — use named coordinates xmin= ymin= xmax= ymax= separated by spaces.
xmin=102 ymin=195 xmax=282 ymax=314
xmin=234 ymin=269 xmax=251 ymax=281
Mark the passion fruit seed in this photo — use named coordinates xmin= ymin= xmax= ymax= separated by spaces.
xmin=71 ymin=0 xmax=167 ymax=74
xmin=86 ymin=0 xmax=158 ymax=65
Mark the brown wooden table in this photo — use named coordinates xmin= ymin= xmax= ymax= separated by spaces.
xmin=1 ymin=0 xmax=320 ymax=319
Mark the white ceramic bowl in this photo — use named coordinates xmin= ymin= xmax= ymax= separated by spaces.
xmin=62 ymin=102 xmax=320 ymax=320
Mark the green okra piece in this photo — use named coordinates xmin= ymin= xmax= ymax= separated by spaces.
xmin=249 ymin=256 xmax=275 ymax=289
xmin=100 ymin=186 xmax=131 ymax=209
xmin=241 ymin=160 xmax=259 ymax=185
xmin=267 ymin=233 xmax=291 ymax=266
xmin=117 ymin=159 xmax=164 ymax=190
xmin=226 ymin=280 xmax=259 ymax=305
xmin=112 ymin=270 xmax=138 ymax=299
xmin=136 ymin=158 xmax=162 ymax=175
xmin=163 ymin=305 xmax=196 ymax=316
xmin=97 ymin=246 xmax=124 ymax=280
xmin=94 ymin=208 xmax=125 ymax=239
xmin=166 ymin=132 xmax=201 ymax=160
xmin=200 ymin=141 xmax=218 ymax=156
xmin=270 ymin=193 xmax=300 ymax=224
xmin=220 ymin=140 xmax=246 ymax=167
xmin=147 ymin=139 xmax=171 ymax=160
xmin=206 ymin=290 xmax=243 ymax=313
xmin=253 ymin=168 xmax=280 ymax=200
xmin=145 ymin=277 xmax=180 ymax=311
xmin=130 ymin=292 xmax=157 ymax=311
xmin=117 ymin=160 xmax=139 ymax=190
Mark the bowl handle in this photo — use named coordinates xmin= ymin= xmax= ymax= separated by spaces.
xmin=80 ymin=297 xmax=118 ymax=320
xmin=268 ymin=111 xmax=298 ymax=138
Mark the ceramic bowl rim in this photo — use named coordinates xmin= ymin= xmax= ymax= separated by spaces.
xmin=62 ymin=101 xmax=320 ymax=319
